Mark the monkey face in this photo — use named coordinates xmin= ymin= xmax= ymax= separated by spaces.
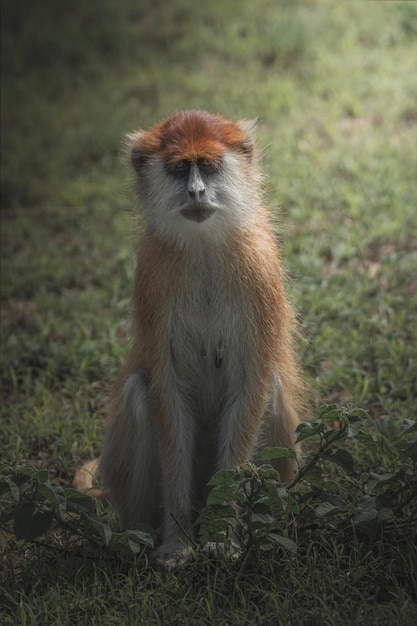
xmin=126 ymin=110 xmax=262 ymax=246
xmin=166 ymin=158 xmax=220 ymax=223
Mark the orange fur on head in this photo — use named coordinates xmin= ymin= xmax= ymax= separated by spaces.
xmin=133 ymin=110 xmax=253 ymax=164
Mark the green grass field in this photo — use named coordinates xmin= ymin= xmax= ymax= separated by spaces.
xmin=1 ymin=1 xmax=416 ymax=624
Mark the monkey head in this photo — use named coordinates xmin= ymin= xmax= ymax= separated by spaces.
xmin=125 ymin=109 xmax=262 ymax=246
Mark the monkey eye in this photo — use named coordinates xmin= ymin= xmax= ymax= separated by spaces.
xmin=197 ymin=157 xmax=219 ymax=172
xmin=170 ymin=159 xmax=190 ymax=171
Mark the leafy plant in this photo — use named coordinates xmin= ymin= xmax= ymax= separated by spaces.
xmin=1 ymin=405 xmax=416 ymax=566
xmin=198 ymin=405 xmax=417 ymax=558
xmin=0 ymin=463 xmax=153 ymax=559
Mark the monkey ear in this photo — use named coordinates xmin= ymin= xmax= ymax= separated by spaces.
xmin=124 ymin=130 xmax=146 ymax=172
xmin=237 ymin=119 xmax=258 ymax=160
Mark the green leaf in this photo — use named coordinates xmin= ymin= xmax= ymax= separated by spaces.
xmin=301 ymin=467 xmax=326 ymax=487
xmin=260 ymin=447 xmax=297 ymax=461
xmin=399 ymin=419 xmax=417 ymax=436
xmin=200 ymin=503 xmax=236 ymax=520
xmin=36 ymin=482 xmax=62 ymax=508
xmin=0 ymin=477 xmax=20 ymax=501
xmin=268 ymin=534 xmax=297 ymax=553
xmin=82 ymin=513 xmax=112 ymax=545
xmin=13 ymin=503 xmax=54 ymax=540
xmin=376 ymin=507 xmax=394 ymax=523
xmin=346 ymin=408 xmax=369 ymax=420
xmin=404 ymin=469 xmax=417 ymax=484
xmin=367 ymin=472 xmax=395 ymax=493
xmin=250 ymin=502 xmax=274 ymax=527
xmin=125 ymin=529 xmax=154 ymax=551
xmin=347 ymin=417 xmax=366 ymax=437
xmin=353 ymin=502 xmax=394 ymax=539
xmin=39 ymin=483 xmax=67 ymax=521
xmin=358 ymin=495 xmax=377 ymax=511
xmin=64 ymin=487 xmax=95 ymax=514
xmin=317 ymin=405 xmax=345 ymax=423
xmin=206 ymin=484 xmax=241 ymax=505
xmin=250 ymin=512 xmax=274 ymax=527
xmin=353 ymin=496 xmax=379 ymax=535
xmin=197 ymin=506 xmax=233 ymax=543
xmin=257 ymin=465 xmax=282 ymax=481
xmin=325 ymin=492 xmax=348 ymax=508
xmin=258 ymin=538 xmax=275 ymax=552
xmin=398 ymin=440 xmax=417 ymax=462
xmin=321 ymin=448 xmax=354 ymax=472
xmin=315 ymin=501 xmax=340 ymax=517
xmin=323 ymin=428 xmax=347 ymax=445
xmin=295 ymin=422 xmax=324 ymax=443
xmin=353 ymin=509 xmax=379 ymax=538
xmin=108 ymin=529 xmax=153 ymax=554
xmin=15 ymin=465 xmax=37 ymax=479
xmin=37 ymin=469 xmax=49 ymax=483
xmin=356 ymin=432 xmax=377 ymax=454
xmin=236 ymin=462 xmax=257 ymax=475
xmin=0 ymin=504 xmax=14 ymax=525
xmin=265 ymin=483 xmax=291 ymax=508
xmin=207 ymin=470 xmax=235 ymax=486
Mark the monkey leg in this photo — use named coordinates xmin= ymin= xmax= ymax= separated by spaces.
xmin=263 ymin=374 xmax=300 ymax=485
xmin=216 ymin=376 xmax=299 ymax=485
xmin=150 ymin=385 xmax=197 ymax=567
xmin=100 ymin=372 xmax=162 ymax=530
xmin=216 ymin=384 xmax=268 ymax=471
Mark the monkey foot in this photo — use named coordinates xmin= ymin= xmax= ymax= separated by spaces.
xmin=150 ymin=542 xmax=194 ymax=569
xmin=202 ymin=541 xmax=242 ymax=562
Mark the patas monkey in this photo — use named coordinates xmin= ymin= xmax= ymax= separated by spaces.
xmin=76 ymin=110 xmax=304 ymax=566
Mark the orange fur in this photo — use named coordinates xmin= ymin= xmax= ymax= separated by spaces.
xmin=73 ymin=459 xmax=107 ymax=500
xmin=136 ymin=110 xmax=250 ymax=161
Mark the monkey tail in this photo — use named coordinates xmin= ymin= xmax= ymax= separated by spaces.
xmin=73 ymin=459 xmax=108 ymax=500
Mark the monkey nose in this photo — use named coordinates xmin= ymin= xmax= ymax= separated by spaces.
xmin=188 ymin=185 xmax=206 ymax=201
xmin=188 ymin=166 xmax=206 ymax=201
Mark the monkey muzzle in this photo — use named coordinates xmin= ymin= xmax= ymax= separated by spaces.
xmin=180 ymin=203 xmax=216 ymax=223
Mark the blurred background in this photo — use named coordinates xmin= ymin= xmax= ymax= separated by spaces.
xmin=1 ymin=0 xmax=416 ymax=467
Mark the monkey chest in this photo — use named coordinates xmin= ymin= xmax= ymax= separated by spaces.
xmin=167 ymin=282 xmax=251 ymax=382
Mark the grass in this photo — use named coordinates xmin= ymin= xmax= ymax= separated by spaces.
xmin=1 ymin=0 xmax=417 ymax=623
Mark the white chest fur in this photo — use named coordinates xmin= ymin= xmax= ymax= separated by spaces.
xmin=166 ymin=248 xmax=252 ymax=415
